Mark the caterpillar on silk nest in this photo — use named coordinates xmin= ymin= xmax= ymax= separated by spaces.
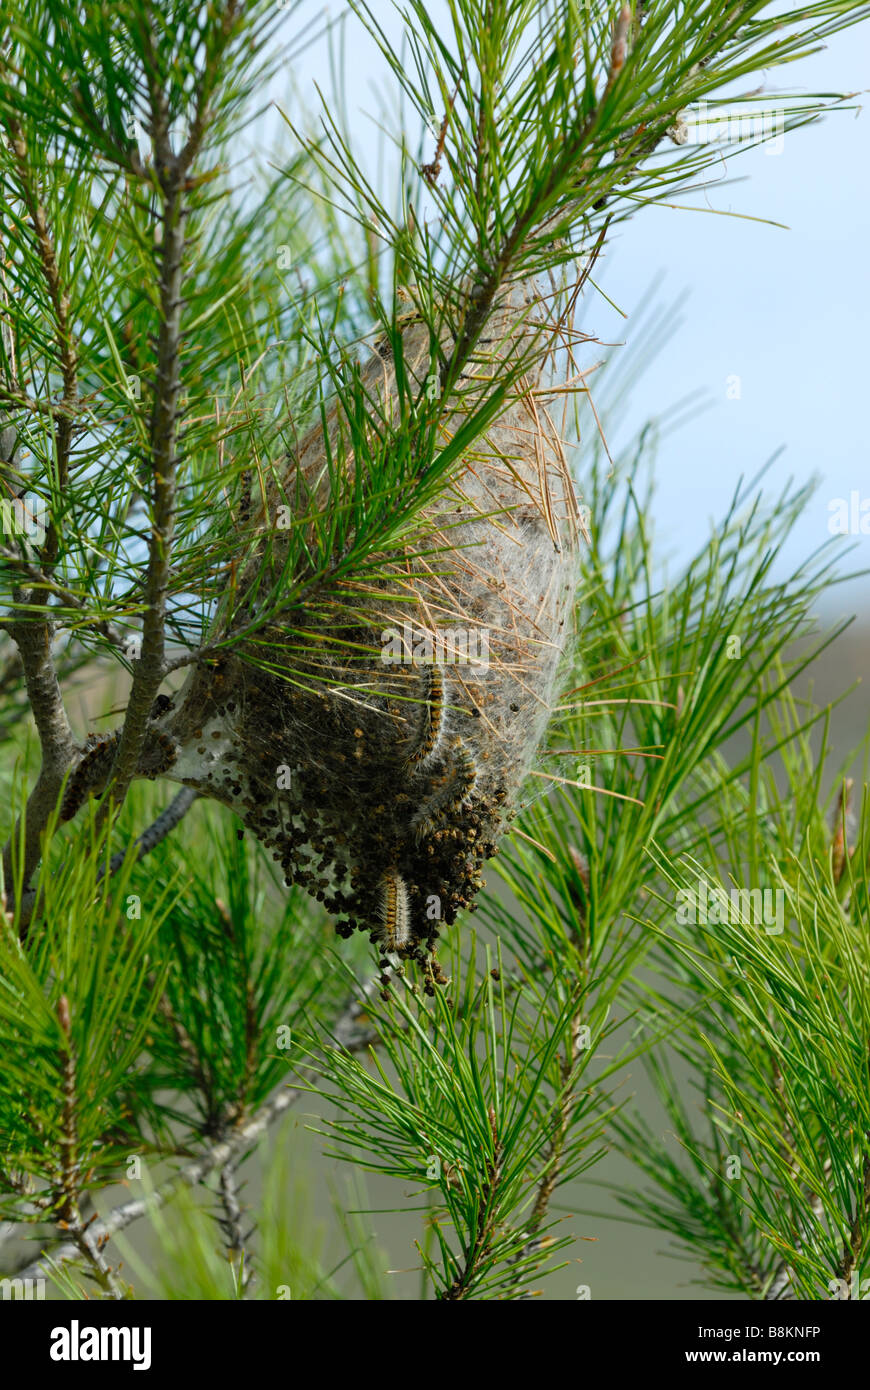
xmin=375 ymin=872 xmax=411 ymax=956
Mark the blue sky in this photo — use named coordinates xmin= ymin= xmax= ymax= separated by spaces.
xmin=268 ymin=2 xmax=870 ymax=614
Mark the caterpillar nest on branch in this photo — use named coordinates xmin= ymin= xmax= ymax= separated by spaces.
xmin=157 ymin=277 xmax=585 ymax=970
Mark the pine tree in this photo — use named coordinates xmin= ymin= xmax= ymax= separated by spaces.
xmin=1 ymin=0 xmax=868 ymax=1301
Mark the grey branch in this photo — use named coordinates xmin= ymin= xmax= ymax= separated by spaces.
xmin=15 ymin=1084 xmax=302 ymax=1285
xmin=13 ymin=977 xmax=382 ymax=1285
xmin=217 ymin=1161 xmax=254 ymax=1294
xmin=98 ymin=14 xmax=223 ymax=817
xmin=1 ymin=617 xmax=77 ymax=894
xmin=101 ymin=786 xmax=199 ymax=879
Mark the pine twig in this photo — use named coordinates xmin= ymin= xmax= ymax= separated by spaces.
xmin=217 ymin=1161 xmax=254 ymax=1295
xmin=0 ymin=545 xmax=130 ymax=651
xmin=839 ymin=1152 xmax=870 ymax=1285
xmin=13 ymin=982 xmax=381 ymax=1286
xmin=440 ymin=1105 xmax=502 ymax=1300
xmin=14 ymin=786 xmax=199 ymax=930
xmin=55 ymin=996 xmax=126 ymax=1299
xmin=0 ymin=615 xmax=77 ymax=892
xmin=5 ymin=112 xmax=78 ymax=565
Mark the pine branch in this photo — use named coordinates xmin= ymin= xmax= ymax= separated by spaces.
xmin=15 ymin=786 xmax=199 ymax=930
xmin=12 ymin=980 xmax=382 ymax=1286
xmin=55 ymin=995 xmax=126 ymax=1299
xmin=97 ymin=89 xmax=187 ymax=815
xmin=526 ymin=1013 xmax=584 ymax=1231
xmin=98 ymin=1 xmax=260 ymax=821
xmin=440 ymin=1104 xmax=502 ymax=1301
xmin=0 ymin=640 xmax=21 ymax=695
xmin=0 ymin=207 xmax=77 ymax=894
xmin=217 ymin=1160 xmax=254 ymax=1294
xmin=4 ymin=111 xmax=78 ymax=566
xmin=0 ymin=612 xmax=77 ymax=892
xmin=839 ymin=1152 xmax=870 ymax=1285
xmin=0 ymin=544 xmax=130 ymax=650
xmin=103 ymin=787 xmax=200 ymax=878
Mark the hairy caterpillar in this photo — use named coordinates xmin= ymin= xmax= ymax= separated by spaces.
xmin=404 ymin=662 xmax=445 ymax=769
xmin=410 ymin=741 xmax=477 ymax=841
xmin=374 ymin=872 xmax=411 ymax=954
xmin=60 ymin=732 xmax=121 ymax=821
xmin=137 ymin=730 xmax=179 ymax=780
xmin=60 ymin=726 xmax=179 ymax=822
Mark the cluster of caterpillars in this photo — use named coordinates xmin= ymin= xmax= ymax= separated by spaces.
xmin=60 ymin=732 xmax=123 ymax=822
xmin=193 ymin=643 xmax=502 ymax=994
xmin=59 ymin=656 xmax=497 ymax=994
